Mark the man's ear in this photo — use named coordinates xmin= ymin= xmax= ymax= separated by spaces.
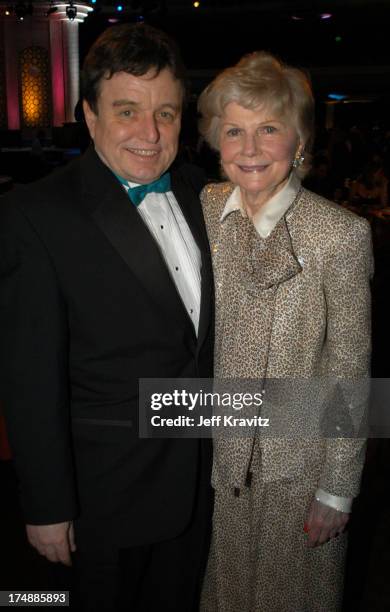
xmin=83 ymin=100 xmax=97 ymax=140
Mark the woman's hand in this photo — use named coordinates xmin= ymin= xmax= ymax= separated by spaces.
xmin=304 ymin=498 xmax=349 ymax=548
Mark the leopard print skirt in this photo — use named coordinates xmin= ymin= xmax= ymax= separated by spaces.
xmin=200 ymin=445 xmax=346 ymax=612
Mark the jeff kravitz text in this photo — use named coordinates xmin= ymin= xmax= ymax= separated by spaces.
xmin=150 ymin=415 xmax=269 ymax=427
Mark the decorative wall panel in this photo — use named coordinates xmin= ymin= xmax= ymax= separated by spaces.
xmin=19 ymin=46 xmax=51 ymax=127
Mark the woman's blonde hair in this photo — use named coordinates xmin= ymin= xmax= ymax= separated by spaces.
xmin=198 ymin=51 xmax=315 ymax=178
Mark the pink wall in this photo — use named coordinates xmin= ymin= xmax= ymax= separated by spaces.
xmin=50 ymin=21 xmax=66 ymax=126
xmin=3 ymin=22 xmax=20 ymax=129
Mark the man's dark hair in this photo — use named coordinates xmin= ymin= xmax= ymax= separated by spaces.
xmin=81 ymin=23 xmax=187 ymax=113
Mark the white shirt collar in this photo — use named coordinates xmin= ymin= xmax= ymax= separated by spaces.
xmin=220 ymin=172 xmax=301 ymax=238
xmin=124 ymin=180 xmax=172 ymax=192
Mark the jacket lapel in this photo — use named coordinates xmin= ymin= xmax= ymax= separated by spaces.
xmin=170 ymin=167 xmax=213 ymax=354
xmin=79 ymin=148 xmax=193 ymax=335
xmin=253 ymin=217 xmax=302 ymax=290
xmin=237 ymin=214 xmax=302 ymax=296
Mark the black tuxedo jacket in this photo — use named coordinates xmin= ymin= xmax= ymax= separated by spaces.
xmin=0 ymin=147 xmax=214 ymax=547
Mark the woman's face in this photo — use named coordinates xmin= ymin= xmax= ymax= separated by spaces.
xmin=219 ymin=102 xmax=300 ymax=203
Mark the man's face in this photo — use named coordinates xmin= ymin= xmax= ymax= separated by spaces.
xmin=83 ymin=68 xmax=183 ymax=184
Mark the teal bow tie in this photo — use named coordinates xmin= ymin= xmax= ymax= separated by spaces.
xmin=116 ymin=172 xmax=171 ymax=207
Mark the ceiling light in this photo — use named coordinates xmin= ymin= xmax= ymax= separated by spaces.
xmin=66 ymin=2 xmax=77 ymax=19
xmin=328 ymin=93 xmax=347 ymax=101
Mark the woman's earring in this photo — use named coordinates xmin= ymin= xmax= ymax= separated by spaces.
xmin=293 ymin=152 xmax=305 ymax=168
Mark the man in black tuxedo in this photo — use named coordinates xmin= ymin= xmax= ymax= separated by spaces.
xmin=0 ymin=24 xmax=213 ymax=611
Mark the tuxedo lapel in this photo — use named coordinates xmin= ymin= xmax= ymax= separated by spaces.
xmin=80 ymin=149 xmax=193 ymax=336
xmin=170 ymin=168 xmax=208 ymax=254
xmin=171 ymin=167 xmax=213 ymax=355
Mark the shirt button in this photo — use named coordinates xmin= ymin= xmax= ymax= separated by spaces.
xmin=160 ymin=225 xmax=164 ymax=229
xmin=175 ymin=266 xmax=179 ymax=271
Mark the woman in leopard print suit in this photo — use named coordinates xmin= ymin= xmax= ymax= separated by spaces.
xmin=198 ymin=51 xmax=372 ymax=611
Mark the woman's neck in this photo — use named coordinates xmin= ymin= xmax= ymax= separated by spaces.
xmin=240 ymin=176 xmax=289 ymax=218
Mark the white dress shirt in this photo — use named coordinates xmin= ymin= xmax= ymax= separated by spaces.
xmin=122 ymin=181 xmax=202 ymax=335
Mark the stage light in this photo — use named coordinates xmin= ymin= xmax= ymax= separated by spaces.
xmin=193 ymin=1 xmax=200 ymax=7
xmin=328 ymin=93 xmax=347 ymax=101
xmin=320 ymin=13 xmax=332 ymax=20
xmin=91 ymin=0 xmax=97 ymax=4
xmin=335 ymin=35 xmax=342 ymax=42
xmin=5 ymin=8 xmax=10 ymax=14
xmin=66 ymin=2 xmax=77 ymax=19
xmin=116 ymin=4 xmax=123 ymax=11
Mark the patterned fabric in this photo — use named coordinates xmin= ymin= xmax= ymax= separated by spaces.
xmin=200 ymin=182 xmax=373 ymax=611
xmin=201 ymin=443 xmax=347 ymax=612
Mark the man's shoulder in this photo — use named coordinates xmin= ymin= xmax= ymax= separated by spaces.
xmin=0 ymin=153 xmax=97 ymax=246
xmin=0 ymin=147 xmax=115 ymax=228
xmin=3 ymin=154 xmax=83 ymax=214
xmin=171 ymin=161 xmax=207 ymax=195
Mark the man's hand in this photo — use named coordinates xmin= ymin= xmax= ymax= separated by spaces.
xmin=26 ymin=521 xmax=76 ymax=566
xmin=304 ymin=498 xmax=349 ymax=548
